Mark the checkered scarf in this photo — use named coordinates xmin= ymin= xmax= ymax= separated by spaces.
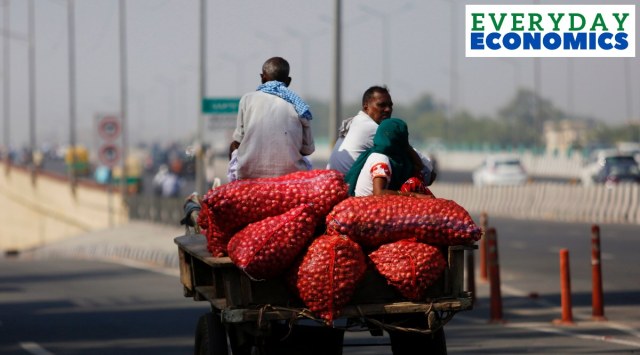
xmin=257 ymin=81 xmax=312 ymax=120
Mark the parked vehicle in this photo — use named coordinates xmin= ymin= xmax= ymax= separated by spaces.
xmin=580 ymin=149 xmax=640 ymax=186
xmin=111 ymin=155 xmax=144 ymax=194
xmin=472 ymin=154 xmax=528 ymax=187
xmin=64 ymin=145 xmax=90 ymax=176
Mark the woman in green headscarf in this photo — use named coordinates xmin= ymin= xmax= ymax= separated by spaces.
xmin=344 ymin=118 xmax=433 ymax=198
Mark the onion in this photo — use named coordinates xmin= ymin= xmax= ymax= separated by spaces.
xmin=326 ymin=195 xmax=482 ymax=248
xmin=288 ymin=234 xmax=366 ymax=324
xmin=369 ymin=239 xmax=446 ymax=300
xmin=228 ymin=204 xmax=317 ymax=280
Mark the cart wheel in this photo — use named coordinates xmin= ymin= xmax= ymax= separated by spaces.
xmin=427 ymin=328 xmax=447 ymax=355
xmin=226 ymin=324 xmax=256 ymax=355
xmin=195 ymin=312 xmax=229 ymax=355
xmin=389 ymin=327 xmax=447 ymax=355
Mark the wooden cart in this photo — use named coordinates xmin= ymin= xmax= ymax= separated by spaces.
xmin=176 ymin=229 xmax=475 ymax=355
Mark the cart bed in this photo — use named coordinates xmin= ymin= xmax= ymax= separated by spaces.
xmin=175 ymin=234 xmax=474 ymax=326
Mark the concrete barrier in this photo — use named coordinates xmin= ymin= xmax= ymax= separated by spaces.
xmin=431 ymin=182 xmax=640 ymax=225
xmin=0 ymin=166 xmax=128 ymax=251
xmin=433 ymin=151 xmax=584 ymax=178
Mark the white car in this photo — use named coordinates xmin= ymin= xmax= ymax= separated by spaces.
xmin=472 ymin=154 xmax=528 ymax=187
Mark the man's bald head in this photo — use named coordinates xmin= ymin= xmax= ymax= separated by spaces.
xmin=261 ymin=57 xmax=291 ymax=85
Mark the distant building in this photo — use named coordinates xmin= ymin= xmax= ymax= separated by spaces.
xmin=543 ymin=120 xmax=591 ymax=155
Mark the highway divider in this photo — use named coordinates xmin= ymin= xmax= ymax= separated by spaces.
xmin=430 ymin=182 xmax=640 ymax=225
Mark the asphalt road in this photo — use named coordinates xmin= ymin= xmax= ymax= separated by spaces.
xmin=1 ymin=217 xmax=639 ymax=354
xmin=0 ymin=258 xmax=209 ymax=355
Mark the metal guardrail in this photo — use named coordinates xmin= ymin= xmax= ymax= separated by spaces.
xmin=127 ymin=195 xmax=185 ymax=226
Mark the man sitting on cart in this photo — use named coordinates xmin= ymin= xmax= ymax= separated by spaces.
xmin=227 ymin=56 xmax=315 ymax=182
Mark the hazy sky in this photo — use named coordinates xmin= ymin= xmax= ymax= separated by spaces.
xmin=2 ymin=0 xmax=639 ymax=150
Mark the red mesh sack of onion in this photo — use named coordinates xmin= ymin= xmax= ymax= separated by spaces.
xmin=326 ymin=195 xmax=482 ymax=249
xmin=227 ymin=204 xmax=317 ymax=280
xmin=197 ymin=201 xmax=230 ymax=257
xmin=198 ymin=169 xmax=349 ymax=256
xmin=288 ymin=234 xmax=366 ymax=324
xmin=369 ymin=239 xmax=447 ymax=301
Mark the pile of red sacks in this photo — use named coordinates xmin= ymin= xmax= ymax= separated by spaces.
xmin=198 ymin=169 xmax=482 ymax=324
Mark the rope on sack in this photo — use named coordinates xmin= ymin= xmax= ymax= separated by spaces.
xmin=353 ymin=303 xmax=453 ymax=335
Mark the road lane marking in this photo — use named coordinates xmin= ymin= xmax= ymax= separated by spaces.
xmin=500 ymin=284 xmax=640 ymax=345
xmin=507 ymin=241 xmax=527 ymax=249
xmin=20 ymin=342 xmax=54 ymax=355
xmin=601 ymin=252 xmax=614 ymax=260
xmin=453 ymin=315 xmax=640 ymax=349
xmin=99 ymin=257 xmax=180 ymax=277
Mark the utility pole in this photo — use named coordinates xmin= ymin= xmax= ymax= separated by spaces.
xmin=359 ymin=3 xmax=412 ymax=86
xmin=118 ymin=0 xmax=129 ymax=200
xmin=28 ymin=0 xmax=36 ymax=185
xmin=329 ymin=0 xmax=342 ymax=147
xmin=3 ymin=0 xmax=10 ymax=176
xmin=195 ymin=0 xmax=207 ymax=195
xmin=533 ymin=0 xmax=542 ymax=142
xmin=624 ymin=58 xmax=636 ymax=142
xmin=67 ymin=0 xmax=77 ymax=195
xmin=449 ymin=0 xmax=457 ymax=123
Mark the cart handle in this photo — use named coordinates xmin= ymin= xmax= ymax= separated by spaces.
xmin=180 ymin=192 xmax=202 ymax=235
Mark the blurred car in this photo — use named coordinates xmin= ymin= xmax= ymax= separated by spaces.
xmin=472 ymin=154 xmax=528 ymax=187
xmin=580 ymin=150 xmax=640 ymax=186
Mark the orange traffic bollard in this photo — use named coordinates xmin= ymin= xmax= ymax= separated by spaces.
xmin=479 ymin=212 xmax=488 ymax=282
xmin=554 ymin=249 xmax=575 ymax=325
xmin=486 ymin=227 xmax=504 ymax=323
xmin=591 ymin=225 xmax=607 ymax=321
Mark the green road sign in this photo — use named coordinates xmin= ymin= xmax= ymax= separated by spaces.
xmin=202 ymin=97 xmax=240 ymax=114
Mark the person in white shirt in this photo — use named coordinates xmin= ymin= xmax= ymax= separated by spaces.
xmin=327 ymin=86 xmax=392 ymax=175
xmin=228 ymin=57 xmax=314 ymax=180
xmin=328 ymin=86 xmax=436 ymax=186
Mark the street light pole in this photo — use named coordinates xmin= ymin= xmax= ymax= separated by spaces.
xmin=567 ymin=58 xmax=574 ymax=118
xmin=254 ymin=31 xmax=281 ymax=55
xmin=285 ymin=28 xmax=317 ymax=98
xmin=155 ymin=76 xmax=179 ymax=140
xmin=498 ymin=58 xmax=520 ymax=95
xmin=359 ymin=5 xmax=389 ymax=85
xmin=533 ymin=0 xmax=542 ymax=138
xmin=3 ymin=0 xmax=10 ymax=175
xmin=27 ymin=0 xmax=36 ymax=185
xmin=360 ymin=3 xmax=413 ymax=86
xmin=67 ymin=0 xmax=77 ymax=194
xmin=220 ymin=52 xmax=254 ymax=95
xmin=118 ymin=0 xmax=129 ymax=200
xmin=624 ymin=58 xmax=636 ymax=141
xmin=195 ymin=0 xmax=207 ymax=195
xmin=449 ymin=0 xmax=457 ymax=120
xmin=329 ymin=0 xmax=342 ymax=147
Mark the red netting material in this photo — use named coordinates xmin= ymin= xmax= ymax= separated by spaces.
xmin=289 ymin=234 xmax=366 ymax=324
xmin=198 ymin=169 xmax=348 ymax=256
xmin=369 ymin=239 xmax=447 ymax=300
xmin=326 ymin=195 xmax=482 ymax=248
xmin=228 ymin=204 xmax=317 ymax=280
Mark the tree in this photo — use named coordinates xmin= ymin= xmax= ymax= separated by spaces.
xmin=497 ymin=88 xmax=566 ymax=146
